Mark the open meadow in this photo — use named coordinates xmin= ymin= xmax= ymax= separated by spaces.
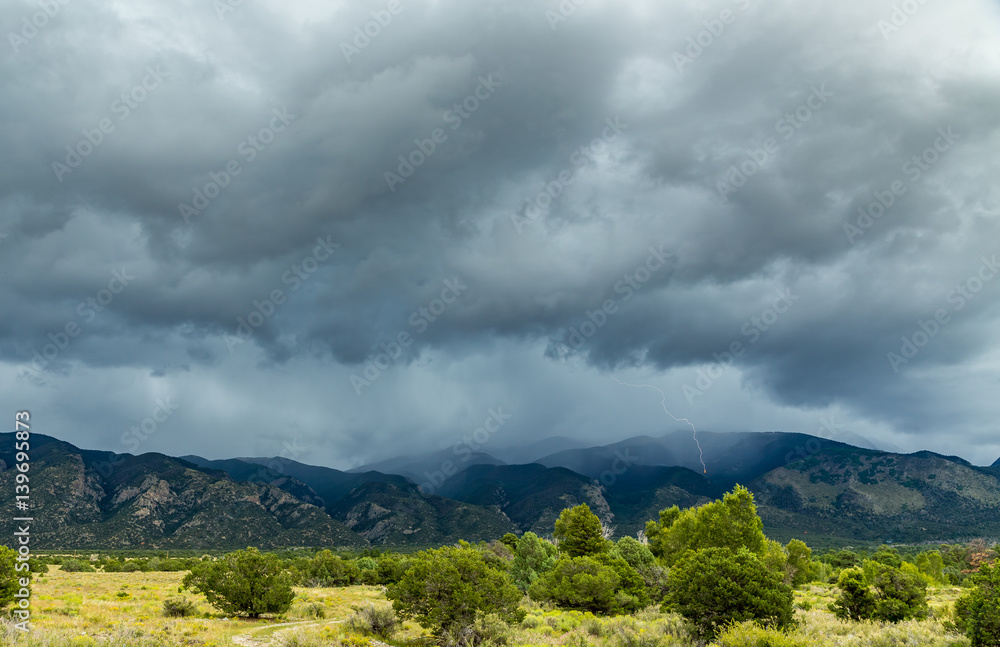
xmin=0 ymin=565 xmax=972 ymax=647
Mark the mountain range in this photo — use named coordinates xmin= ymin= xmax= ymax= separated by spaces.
xmin=3 ymin=431 xmax=999 ymax=549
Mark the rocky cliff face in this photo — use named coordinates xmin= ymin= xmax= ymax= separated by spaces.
xmin=0 ymin=435 xmax=365 ymax=549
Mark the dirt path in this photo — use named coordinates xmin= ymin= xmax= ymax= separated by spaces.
xmin=231 ymin=619 xmax=342 ymax=646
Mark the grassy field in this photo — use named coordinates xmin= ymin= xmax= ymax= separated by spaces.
xmin=0 ymin=567 xmax=971 ymax=647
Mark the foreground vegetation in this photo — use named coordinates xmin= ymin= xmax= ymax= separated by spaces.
xmin=1 ymin=485 xmax=994 ymax=646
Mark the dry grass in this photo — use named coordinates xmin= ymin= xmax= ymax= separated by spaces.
xmin=2 ymin=569 xmax=969 ymax=647
xmin=2 ymin=567 xmax=388 ymax=646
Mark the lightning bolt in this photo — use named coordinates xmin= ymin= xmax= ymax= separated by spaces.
xmin=611 ymin=375 xmax=707 ymax=474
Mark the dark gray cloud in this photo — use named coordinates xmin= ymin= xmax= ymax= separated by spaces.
xmin=3 ymin=0 xmax=1000 ymax=467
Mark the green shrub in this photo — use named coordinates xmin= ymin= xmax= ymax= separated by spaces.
xmin=955 ymin=562 xmax=1000 ymax=647
xmin=0 ymin=547 xmax=23 ymax=611
xmin=162 ymin=596 xmax=197 ymax=617
xmin=387 ymin=546 xmax=524 ymax=637
xmin=59 ymin=558 xmax=95 ymax=573
xmin=529 ymin=556 xmax=622 ymax=614
xmin=304 ymin=602 xmax=326 ymax=619
xmin=521 ymin=615 xmax=543 ymax=629
xmin=346 ymin=604 xmax=398 ymax=639
xmin=829 ymin=567 xmax=876 ymax=622
xmin=663 ymin=547 xmax=794 ymax=639
xmin=511 ymin=532 xmax=558 ymax=591
xmin=711 ymin=620 xmax=808 ymax=647
xmin=303 ymin=550 xmax=360 ymax=587
xmin=440 ymin=612 xmax=512 ymax=647
xmin=830 ymin=563 xmax=927 ymax=623
xmin=182 ymin=547 xmax=295 ymax=618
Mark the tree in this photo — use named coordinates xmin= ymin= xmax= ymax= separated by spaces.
xmin=0 ymin=546 xmax=24 ymax=611
xmin=610 ymin=536 xmax=655 ymax=570
xmin=830 ymin=563 xmax=927 ymax=623
xmin=870 ymin=564 xmax=928 ymax=622
xmin=645 ymin=485 xmax=766 ymax=566
xmin=663 ymin=547 xmax=794 ymax=639
xmin=528 ymin=553 xmax=648 ymax=615
xmin=915 ymin=550 xmax=945 ymax=584
xmin=182 ymin=547 xmax=295 ymax=618
xmin=830 ymin=567 xmax=877 ymax=622
xmin=303 ymin=550 xmax=359 ymax=587
xmin=955 ymin=562 xmax=1000 ymax=647
xmin=762 ymin=539 xmax=788 ymax=577
xmin=611 ymin=536 xmax=669 ymax=602
xmin=387 ymin=546 xmax=524 ymax=637
xmin=553 ymin=504 xmax=608 ymax=557
xmin=870 ymin=546 xmax=902 ymax=568
xmin=824 ymin=549 xmax=860 ymax=570
xmin=510 ymin=532 xmax=558 ymax=591
xmin=500 ymin=533 xmax=519 ymax=551
xmin=785 ymin=539 xmax=813 ymax=587
xmin=528 ymin=555 xmax=620 ymax=614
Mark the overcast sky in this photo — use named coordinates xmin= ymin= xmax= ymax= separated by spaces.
xmin=3 ymin=0 xmax=1000 ymax=469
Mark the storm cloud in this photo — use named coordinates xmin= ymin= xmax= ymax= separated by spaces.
xmin=2 ymin=0 xmax=1000 ymax=467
